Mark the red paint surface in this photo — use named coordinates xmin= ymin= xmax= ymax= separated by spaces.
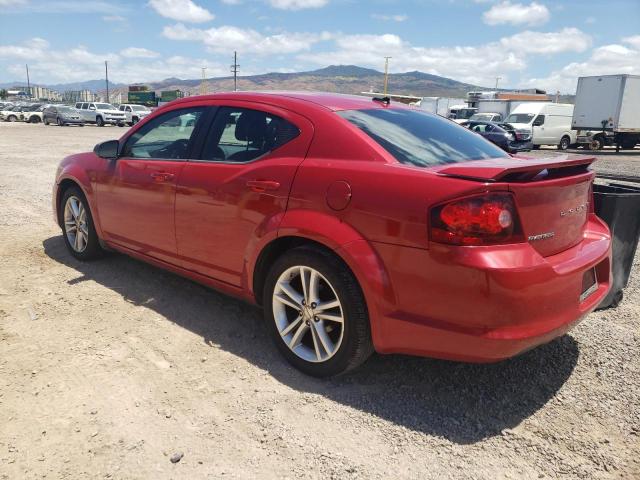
xmin=53 ymin=92 xmax=612 ymax=362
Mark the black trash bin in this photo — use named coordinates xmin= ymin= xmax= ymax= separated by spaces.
xmin=593 ymin=182 xmax=640 ymax=309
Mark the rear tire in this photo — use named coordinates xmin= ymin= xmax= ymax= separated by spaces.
xmin=263 ymin=247 xmax=373 ymax=377
xmin=558 ymin=135 xmax=570 ymax=150
xmin=59 ymin=186 xmax=104 ymax=261
xmin=589 ymin=135 xmax=605 ymax=151
xmin=7 ymin=115 xmax=17 ymax=122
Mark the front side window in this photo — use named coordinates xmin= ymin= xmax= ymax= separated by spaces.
xmin=533 ymin=115 xmax=545 ymax=126
xmin=201 ymin=107 xmax=300 ymax=162
xmin=338 ymin=108 xmax=508 ymax=168
xmin=121 ymin=107 xmax=206 ymax=160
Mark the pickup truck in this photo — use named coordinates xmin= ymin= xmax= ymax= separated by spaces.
xmin=118 ymin=104 xmax=152 ymax=126
xmin=74 ymin=102 xmax=126 ymax=126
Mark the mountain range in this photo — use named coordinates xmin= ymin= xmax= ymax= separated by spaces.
xmin=2 ymin=65 xmax=483 ymax=98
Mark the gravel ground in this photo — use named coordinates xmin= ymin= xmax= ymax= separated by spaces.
xmin=0 ymin=122 xmax=639 ymax=479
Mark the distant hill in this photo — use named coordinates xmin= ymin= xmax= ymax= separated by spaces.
xmin=1 ymin=65 xmax=484 ymax=98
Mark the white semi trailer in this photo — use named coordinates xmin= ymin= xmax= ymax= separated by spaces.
xmin=572 ymin=74 xmax=640 ymax=150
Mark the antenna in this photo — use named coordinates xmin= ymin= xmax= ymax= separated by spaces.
xmin=231 ymin=51 xmax=239 ymax=92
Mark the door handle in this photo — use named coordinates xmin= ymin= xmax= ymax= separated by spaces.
xmin=150 ymin=172 xmax=175 ymax=182
xmin=246 ymin=180 xmax=280 ymax=192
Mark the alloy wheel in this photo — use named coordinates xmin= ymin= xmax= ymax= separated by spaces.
xmin=272 ymin=265 xmax=344 ymax=363
xmin=63 ymin=196 xmax=89 ymax=253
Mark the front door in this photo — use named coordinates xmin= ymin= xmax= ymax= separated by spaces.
xmin=95 ymin=106 xmax=209 ymax=265
xmin=175 ymin=103 xmax=313 ymax=286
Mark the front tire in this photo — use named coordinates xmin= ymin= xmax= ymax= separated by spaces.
xmin=96 ymin=116 xmax=104 ymax=127
xmin=264 ymin=247 xmax=373 ymax=377
xmin=558 ymin=136 xmax=570 ymax=150
xmin=60 ymin=187 xmax=104 ymax=261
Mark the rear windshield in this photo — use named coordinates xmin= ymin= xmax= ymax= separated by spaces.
xmin=338 ymin=108 xmax=508 ymax=167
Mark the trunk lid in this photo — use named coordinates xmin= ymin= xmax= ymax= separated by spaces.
xmin=434 ymin=155 xmax=595 ymax=256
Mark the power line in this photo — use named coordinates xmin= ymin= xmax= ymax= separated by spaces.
xmin=383 ymin=56 xmax=391 ymax=95
xmin=105 ymin=61 xmax=110 ymax=103
xmin=200 ymin=67 xmax=207 ymax=95
xmin=231 ymin=51 xmax=239 ymax=92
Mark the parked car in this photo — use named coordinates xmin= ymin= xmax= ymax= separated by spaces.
xmin=118 ymin=104 xmax=152 ymax=126
xmin=74 ymin=102 xmax=126 ymax=126
xmin=23 ymin=104 xmax=46 ymax=123
xmin=53 ymin=92 xmax=612 ymax=377
xmin=469 ymin=112 xmax=503 ymax=122
xmin=0 ymin=105 xmax=25 ymax=122
xmin=43 ymin=105 xmax=84 ymax=126
xmin=461 ymin=120 xmax=533 ymax=153
xmin=505 ymin=103 xmax=576 ymax=150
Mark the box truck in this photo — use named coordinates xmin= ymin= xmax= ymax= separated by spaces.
xmin=572 ymin=74 xmax=640 ymax=150
xmin=416 ymin=97 xmax=466 ymax=116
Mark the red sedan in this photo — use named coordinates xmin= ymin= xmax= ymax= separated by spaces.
xmin=53 ymin=92 xmax=612 ymax=377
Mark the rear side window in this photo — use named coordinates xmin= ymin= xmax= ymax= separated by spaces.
xmin=338 ymin=109 xmax=507 ymax=167
xmin=201 ymin=107 xmax=300 ymax=162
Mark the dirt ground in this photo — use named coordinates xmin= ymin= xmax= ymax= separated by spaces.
xmin=1 ymin=121 xmax=639 ymax=479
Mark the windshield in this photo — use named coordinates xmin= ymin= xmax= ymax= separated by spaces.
xmin=470 ymin=113 xmax=495 ymax=121
xmin=95 ymin=103 xmax=115 ymax=110
xmin=451 ymin=108 xmax=476 ymax=120
xmin=338 ymin=108 xmax=507 ymax=168
xmin=131 ymin=105 xmax=149 ymax=111
xmin=505 ymin=113 xmax=536 ymax=124
xmin=58 ymin=106 xmax=74 ymax=113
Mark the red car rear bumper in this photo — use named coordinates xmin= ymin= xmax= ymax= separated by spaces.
xmin=365 ymin=214 xmax=612 ymax=362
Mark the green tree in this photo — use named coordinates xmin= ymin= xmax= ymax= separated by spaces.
xmin=0 ymin=89 xmax=7 ymax=100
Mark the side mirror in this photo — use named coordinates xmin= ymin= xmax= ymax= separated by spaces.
xmin=89 ymin=106 xmax=96 ymax=111
xmin=94 ymin=140 xmax=119 ymax=159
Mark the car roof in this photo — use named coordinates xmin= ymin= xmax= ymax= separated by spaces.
xmin=167 ymin=91 xmax=408 ymax=113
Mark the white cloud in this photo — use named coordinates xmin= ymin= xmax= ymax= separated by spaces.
xmin=483 ymin=1 xmax=550 ymax=26
xmin=520 ymin=39 xmax=640 ymax=93
xmin=120 ymin=47 xmax=160 ymax=58
xmin=103 ymin=15 xmax=126 ymax=22
xmin=371 ymin=13 xmax=408 ymax=22
xmin=0 ymin=37 xmax=227 ymax=84
xmin=299 ymin=28 xmax=590 ymax=87
xmin=0 ymin=0 xmax=28 ymax=6
xmin=148 ymin=0 xmax=214 ymax=23
xmin=501 ymin=28 xmax=591 ymax=54
xmin=163 ymin=23 xmax=330 ymax=55
xmin=268 ymin=0 xmax=328 ymax=10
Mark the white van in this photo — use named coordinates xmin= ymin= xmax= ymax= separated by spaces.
xmin=504 ymin=103 xmax=577 ymax=150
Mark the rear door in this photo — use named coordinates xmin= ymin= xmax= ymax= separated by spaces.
xmin=175 ymin=102 xmax=313 ymax=286
xmin=95 ymin=106 xmax=211 ymax=265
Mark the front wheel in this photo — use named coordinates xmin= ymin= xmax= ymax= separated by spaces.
xmin=60 ymin=187 xmax=104 ymax=260
xmin=96 ymin=116 xmax=104 ymax=127
xmin=558 ymin=136 xmax=570 ymax=150
xmin=57 ymin=117 xmax=64 ymax=126
xmin=264 ymin=247 xmax=373 ymax=377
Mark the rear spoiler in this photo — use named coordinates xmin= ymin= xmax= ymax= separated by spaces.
xmin=435 ymin=155 xmax=596 ymax=182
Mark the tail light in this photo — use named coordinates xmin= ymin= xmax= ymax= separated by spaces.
xmin=430 ymin=193 xmax=524 ymax=246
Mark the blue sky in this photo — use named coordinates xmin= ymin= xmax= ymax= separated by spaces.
xmin=0 ymin=0 xmax=638 ymax=92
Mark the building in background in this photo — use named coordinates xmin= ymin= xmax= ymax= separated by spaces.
xmin=62 ymin=90 xmax=97 ymax=103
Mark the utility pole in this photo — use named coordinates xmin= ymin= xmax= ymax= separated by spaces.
xmin=231 ymin=51 xmax=239 ymax=92
xmin=200 ymin=67 xmax=207 ymax=95
xmin=105 ymin=61 xmax=110 ymax=103
xmin=25 ymin=64 xmax=30 ymax=98
xmin=495 ymin=76 xmax=501 ymax=90
xmin=383 ymin=56 xmax=391 ymax=95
